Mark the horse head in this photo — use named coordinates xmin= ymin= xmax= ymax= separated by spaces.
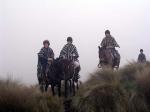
xmin=98 ymin=46 xmax=106 ymax=61
xmin=58 ymin=58 xmax=74 ymax=80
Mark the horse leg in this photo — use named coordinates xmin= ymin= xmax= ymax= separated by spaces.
xmin=58 ymin=81 xmax=61 ymax=97
xmin=115 ymin=65 xmax=119 ymax=71
xmin=69 ymin=80 xmax=72 ymax=93
xmin=72 ymin=80 xmax=75 ymax=96
xmin=76 ymin=81 xmax=79 ymax=90
xmin=51 ymin=84 xmax=55 ymax=96
xmin=65 ymin=80 xmax=68 ymax=98
xmin=40 ymin=84 xmax=44 ymax=93
xmin=108 ymin=59 xmax=114 ymax=70
xmin=45 ymin=84 xmax=49 ymax=92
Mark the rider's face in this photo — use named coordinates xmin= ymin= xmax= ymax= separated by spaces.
xmin=105 ymin=33 xmax=110 ymax=37
xmin=44 ymin=43 xmax=49 ymax=48
xmin=67 ymin=41 xmax=72 ymax=44
xmin=140 ymin=51 xmax=143 ymax=53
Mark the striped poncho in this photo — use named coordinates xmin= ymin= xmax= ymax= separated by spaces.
xmin=101 ymin=36 xmax=119 ymax=48
xmin=60 ymin=43 xmax=79 ymax=61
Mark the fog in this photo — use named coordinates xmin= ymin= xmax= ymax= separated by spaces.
xmin=0 ymin=0 xmax=150 ymax=84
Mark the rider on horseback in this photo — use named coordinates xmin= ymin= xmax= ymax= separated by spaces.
xmin=137 ymin=49 xmax=146 ymax=63
xmin=100 ymin=30 xmax=120 ymax=67
xmin=37 ymin=40 xmax=54 ymax=83
xmin=59 ymin=37 xmax=80 ymax=73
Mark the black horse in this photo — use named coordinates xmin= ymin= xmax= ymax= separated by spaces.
xmin=37 ymin=57 xmax=80 ymax=97
xmin=46 ymin=59 xmax=62 ymax=96
xmin=37 ymin=56 xmax=61 ymax=96
xmin=54 ymin=58 xmax=81 ymax=97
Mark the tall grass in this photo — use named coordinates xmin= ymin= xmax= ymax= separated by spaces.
xmin=72 ymin=62 xmax=150 ymax=112
xmin=0 ymin=79 xmax=63 ymax=112
xmin=1 ymin=62 xmax=150 ymax=112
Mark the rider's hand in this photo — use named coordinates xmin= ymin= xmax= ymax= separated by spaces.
xmin=117 ymin=44 xmax=120 ymax=48
xmin=48 ymin=58 xmax=53 ymax=61
xmin=47 ymin=58 xmax=53 ymax=64
xmin=72 ymin=53 xmax=76 ymax=57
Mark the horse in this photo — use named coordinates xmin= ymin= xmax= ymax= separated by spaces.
xmin=37 ymin=56 xmax=62 ymax=96
xmin=45 ymin=59 xmax=62 ymax=97
xmin=98 ymin=46 xmax=120 ymax=70
xmin=38 ymin=57 xmax=80 ymax=97
xmin=57 ymin=58 xmax=80 ymax=97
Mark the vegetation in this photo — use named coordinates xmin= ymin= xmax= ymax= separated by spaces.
xmin=0 ymin=79 xmax=63 ymax=112
xmin=72 ymin=62 xmax=150 ymax=112
xmin=1 ymin=62 xmax=150 ymax=112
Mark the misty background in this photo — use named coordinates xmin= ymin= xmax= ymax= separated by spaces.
xmin=0 ymin=0 xmax=150 ymax=85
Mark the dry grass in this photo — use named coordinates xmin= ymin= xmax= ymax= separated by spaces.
xmin=72 ymin=62 xmax=150 ymax=112
xmin=0 ymin=79 xmax=63 ymax=112
xmin=1 ymin=62 xmax=150 ymax=112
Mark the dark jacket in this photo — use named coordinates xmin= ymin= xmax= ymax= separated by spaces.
xmin=138 ymin=53 xmax=146 ymax=63
xmin=38 ymin=47 xmax=54 ymax=65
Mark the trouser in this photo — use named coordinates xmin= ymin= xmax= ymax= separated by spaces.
xmin=112 ymin=49 xmax=120 ymax=66
xmin=72 ymin=61 xmax=80 ymax=82
xmin=113 ymin=50 xmax=117 ymax=59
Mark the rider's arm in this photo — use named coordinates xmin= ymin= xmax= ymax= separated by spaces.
xmin=47 ymin=49 xmax=55 ymax=62
xmin=101 ymin=38 xmax=106 ymax=47
xmin=38 ymin=48 xmax=47 ymax=60
xmin=143 ymin=54 xmax=146 ymax=62
xmin=38 ymin=48 xmax=45 ymax=58
xmin=113 ymin=38 xmax=120 ymax=48
xmin=73 ymin=46 xmax=79 ymax=59
xmin=137 ymin=54 xmax=141 ymax=62
xmin=50 ymin=48 xmax=55 ymax=59
xmin=59 ymin=45 xmax=67 ymax=58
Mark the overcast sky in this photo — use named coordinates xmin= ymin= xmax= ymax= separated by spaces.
xmin=0 ymin=0 xmax=150 ymax=85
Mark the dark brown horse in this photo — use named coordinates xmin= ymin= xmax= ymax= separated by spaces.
xmin=58 ymin=58 xmax=80 ymax=97
xmin=37 ymin=56 xmax=62 ymax=96
xmin=98 ymin=46 xmax=120 ymax=70
xmin=42 ymin=58 xmax=80 ymax=97
xmin=46 ymin=60 xmax=62 ymax=97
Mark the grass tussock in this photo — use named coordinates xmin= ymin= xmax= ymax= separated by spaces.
xmin=72 ymin=62 xmax=150 ymax=112
xmin=0 ymin=79 xmax=63 ymax=112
